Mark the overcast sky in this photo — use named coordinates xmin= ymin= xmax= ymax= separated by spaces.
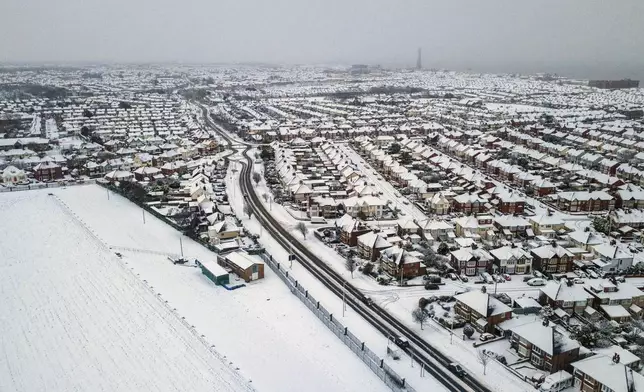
xmin=1 ymin=0 xmax=643 ymax=78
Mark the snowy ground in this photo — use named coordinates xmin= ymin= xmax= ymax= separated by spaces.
xmin=0 ymin=191 xmax=253 ymax=392
xmin=46 ymin=183 xmax=390 ymax=392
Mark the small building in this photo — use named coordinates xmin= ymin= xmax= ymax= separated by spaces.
xmin=196 ymin=259 xmax=230 ymax=286
xmin=221 ymin=251 xmax=265 ymax=282
xmin=600 ymin=304 xmax=632 ymax=323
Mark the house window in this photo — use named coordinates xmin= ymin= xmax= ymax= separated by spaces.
xmin=531 ymin=353 xmax=544 ymax=367
xmin=562 ymin=301 xmax=573 ymax=308
xmin=601 ymin=385 xmax=615 ymax=392
xmin=252 ymin=265 xmax=258 ymax=273
xmin=532 ymin=346 xmax=543 ymax=355
xmin=466 ymin=268 xmax=476 ymax=275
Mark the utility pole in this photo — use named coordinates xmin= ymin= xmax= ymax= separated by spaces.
xmin=342 ymin=280 xmax=346 ymax=316
xmin=107 ymin=188 xmax=110 ymax=200
xmin=179 ymin=237 xmax=184 ymax=258
xmin=142 ymin=209 xmax=146 ymax=224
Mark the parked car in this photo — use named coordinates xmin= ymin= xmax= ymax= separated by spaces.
xmin=479 ymin=333 xmax=495 ymax=341
xmin=527 ymin=278 xmax=546 ymax=286
xmin=459 ymin=274 xmax=469 ymax=282
xmin=448 ymin=273 xmax=457 ymax=281
xmin=425 ymin=283 xmax=439 ymax=290
xmin=448 ymin=363 xmax=466 ymax=377
xmin=502 ymin=273 xmax=511 ymax=281
xmin=574 ymin=270 xmax=587 ymax=278
xmin=573 ymin=278 xmax=585 ymax=284
xmin=587 ymin=270 xmax=599 ymax=279
xmin=494 ymin=275 xmax=505 ymax=283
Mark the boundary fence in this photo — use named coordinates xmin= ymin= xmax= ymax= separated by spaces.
xmin=258 ymin=253 xmax=416 ymax=392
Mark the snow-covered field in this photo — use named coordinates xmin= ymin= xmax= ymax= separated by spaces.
xmin=0 ymin=191 xmax=254 ymax=392
xmin=44 ymin=184 xmax=390 ymax=392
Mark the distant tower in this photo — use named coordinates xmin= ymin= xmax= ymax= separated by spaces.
xmin=416 ymin=48 xmax=422 ymax=70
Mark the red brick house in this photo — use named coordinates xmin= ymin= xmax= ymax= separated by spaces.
xmin=454 ymin=290 xmax=512 ymax=333
xmin=510 ymin=319 xmax=580 ymax=373
xmin=33 ymin=161 xmax=62 ymax=181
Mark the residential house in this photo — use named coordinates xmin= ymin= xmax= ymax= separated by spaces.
xmin=591 ymin=243 xmax=634 ymax=273
xmin=1 ymin=165 xmax=26 ymax=184
xmin=454 ymin=215 xmax=494 ymax=240
xmin=531 ymin=244 xmax=574 ymax=273
xmin=454 ymin=290 xmax=512 ymax=333
xmin=339 ymin=216 xmax=371 ymax=246
xmin=584 ymin=280 xmax=644 ymax=310
xmin=380 ymin=247 xmax=426 ymax=279
xmin=426 ymin=192 xmax=451 ymax=215
xmin=510 ymin=319 xmax=580 ymax=373
xmin=33 ymin=161 xmax=62 ymax=181
xmin=572 ymin=353 xmax=644 ymax=392
xmin=451 ymin=192 xmax=487 ymax=214
xmin=357 ymin=231 xmax=392 ymax=262
xmin=529 ymin=214 xmax=565 ymax=237
xmin=490 ymin=245 xmax=533 ymax=274
xmin=342 ymin=195 xmax=386 ymax=219
xmin=539 ymin=281 xmax=594 ymax=316
xmin=493 ymin=215 xmax=531 ymax=239
xmin=417 ymin=219 xmax=454 ymax=243
xmin=553 ymin=191 xmax=615 ymax=212
xmin=450 ymin=246 xmax=494 ymax=276
xmin=208 ymin=220 xmax=240 ymax=243
xmin=568 ymin=230 xmax=605 ymax=251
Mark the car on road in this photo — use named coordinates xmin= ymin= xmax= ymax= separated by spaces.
xmin=527 ymin=278 xmax=546 ymax=286
xmin=448 ymin=363 xmax=466 ymax=377
xmin=394 ymin=192 xmax=401 ymax=197
xmin=479 ymin=333 xmax=495 ymax=341
xmin=402 ymin=200 xmax=409 ymax=205
xmin=394 ymin=336 xmax=409 ymax=349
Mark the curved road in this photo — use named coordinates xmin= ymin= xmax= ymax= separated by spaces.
xmin=201 ymin=105 xmax=493 ymax=392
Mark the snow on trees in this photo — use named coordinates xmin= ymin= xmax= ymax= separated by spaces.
xmin=296 ymin=221 xmax=308 ymax=239
xmin=412 ymin=307 xmax=429 ymax=330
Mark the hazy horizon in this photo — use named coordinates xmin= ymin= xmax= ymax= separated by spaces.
xmin=2 ymin=0 xmax=643 ymax=81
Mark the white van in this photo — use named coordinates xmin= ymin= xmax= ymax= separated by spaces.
xmin=539 ymin=370 xmax=573 ymax=392
xmin=527 ymin=278 xmax=546 ymax=286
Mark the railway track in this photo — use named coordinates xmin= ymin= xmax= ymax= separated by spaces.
xmin=202 ymin=106 xmax=493 ymax=392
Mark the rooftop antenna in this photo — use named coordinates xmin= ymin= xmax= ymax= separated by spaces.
xmin=416 ymin=48 xmax=422 ymax=70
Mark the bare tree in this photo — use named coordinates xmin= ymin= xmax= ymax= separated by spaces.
xmin=412 ymin=307 xmax=429 ymax=330
xmin=252 ymin=171 xmax=261 ymax=185
xmin=243 ymin=203 xmax=253 ymax=219
xmin=296 ymin=221 xmax=308 ymax=239
xmin=345 ymin=251 xmax=356 ymax=278
xmin=477 ymin=349 xmax=491 ymax=375
xmin=261 ymin=193 xmax=268 ymax=202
